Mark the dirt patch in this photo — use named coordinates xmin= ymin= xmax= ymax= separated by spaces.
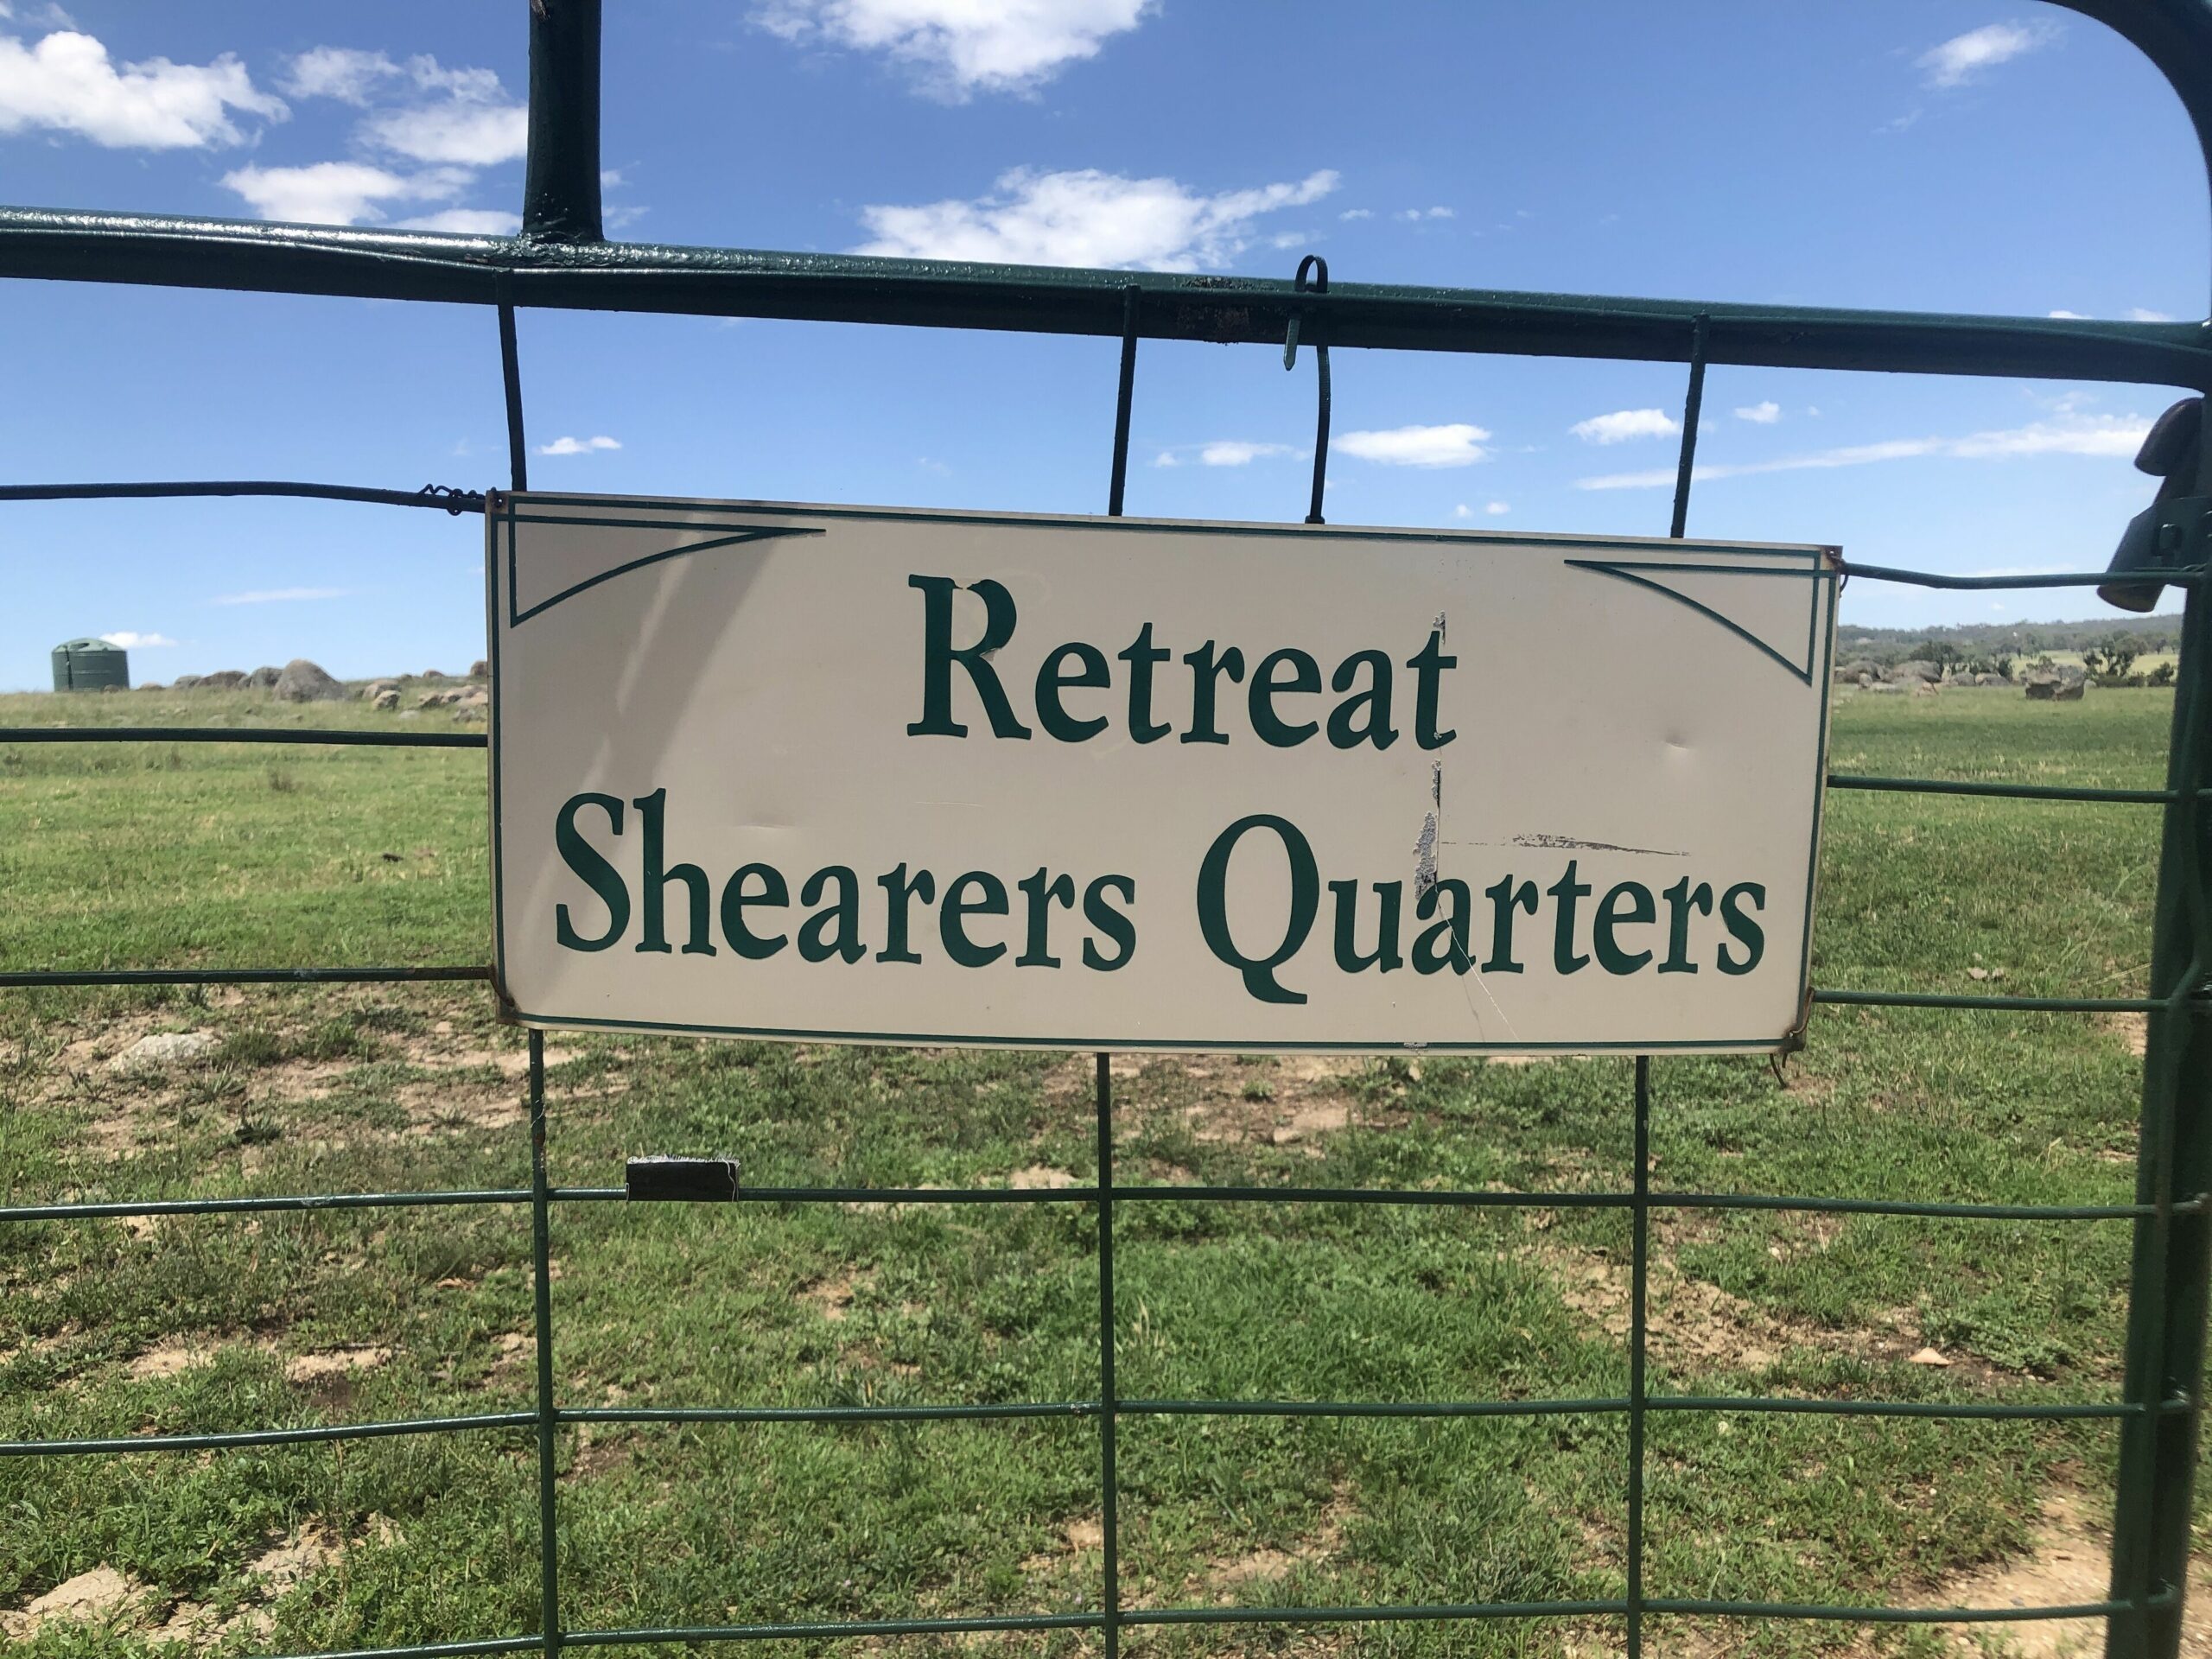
xmin=1915 ymin=1487 xmax=2212 ymax=1656
xmin=243 ymin=1519 xmax=346 ymax=1595
xmin=569 ymin=1423 xmax=632 ymax=1480
xmin=128 ymin=1339 xmax=221 ymax=1382
xmin=2100 ymin=1012 xmax=2150 ymax=1059
xmin=1007 ymin=1165 xmax=1078 ymax=1190
xmin=1197 ymin=1480 xmax=1355 ymax=1599
xmin=1270 ymin=1101 xmax=1351 ymax=1145
xmin=250 ymin=1059 xmax=357 ymax=1105
xmin=1541 ymin=1244 xmax=2001 ymax=1380
xmin=283 ymin=1346 xmax=391 ymax=1386
xmin=802 ymin=1273 xmax=870 ymax=1322
xmin=127 ymin=1333 xmax=275 ymax=1382
xmin=2 ymin=1567 xmax=153 ymax=1638
xmin=396 ymin=1078 xmax=525 ymax=1135
xmin=434 ymin=1044 xmax=582 ymax=1079
xmin=149 ymin=1516 xmax=399 ymax=1649
xmin=1046 ymin=1052 xmax=1372 ymax=1147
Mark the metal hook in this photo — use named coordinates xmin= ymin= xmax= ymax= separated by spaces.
xmin=1284 ymin=255 xmax=1330 ymax=525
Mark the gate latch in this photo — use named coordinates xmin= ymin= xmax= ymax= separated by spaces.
xmin=626 ymin=1156 xmax=741 ymax=1201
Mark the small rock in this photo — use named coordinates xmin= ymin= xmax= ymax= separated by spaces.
xmin=468 ymin=658 xmax=488 ymax=678
xmin=372 ymin=689 xmax=399 ymax=711
xmin=1907 ymin=1346 xmax=1952 ymax=1367
xmin=109 ymin=1031 xmax=220 ymax=1072
xmin=136 ymin=681 xmax=164 ymax=691
xmin=422 ymin=669 xmax=446 ymax=681
xmin=171 ymin=673 xmax=202 ymax=690
xmin=246 ymin=665 xmax=282 ymax=688
xmin=200 ymin=670 xmax=247 ymax=690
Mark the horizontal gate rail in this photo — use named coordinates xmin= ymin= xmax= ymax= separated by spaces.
xmin=0 ymin=966 xmax=491 ymax=987
xmin=0 ymin=727 xmax=487 ymax=747
xmin=1 ymin=207 xmax=2206 ymax=388
xmin=0 ymin=480 xmax=482 ymax=512
xmin=0 ymin=1185 xmax=2192 ymax=1226
xmin=0 ymin=1413 xmax=538 ymax=1458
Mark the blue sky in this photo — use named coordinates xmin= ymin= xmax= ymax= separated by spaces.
xmin=0 ymin=0 xmax=2204 ymax=687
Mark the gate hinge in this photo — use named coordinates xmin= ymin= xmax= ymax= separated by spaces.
xmin=2101 ymin=396 xmax=2211 ymax=612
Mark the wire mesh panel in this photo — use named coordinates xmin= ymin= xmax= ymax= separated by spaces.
xmin=1 ymin=3 xmax=2207 ymax=1657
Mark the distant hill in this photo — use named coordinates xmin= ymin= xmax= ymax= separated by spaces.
xmin=1836 ymin=613 xmax=2180 ymax=665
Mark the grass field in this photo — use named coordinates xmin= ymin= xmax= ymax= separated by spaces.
xmin=0 ymin=682 xmax=2204 ymax=1657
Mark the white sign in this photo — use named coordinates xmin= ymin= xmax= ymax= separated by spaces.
xmin=488 ymin=493 xmax=1836 ymax=1054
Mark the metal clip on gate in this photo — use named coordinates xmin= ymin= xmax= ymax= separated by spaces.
xmin=1283 ymin=253 xmax=1332 ymax=524
xmin=2 ymin=2 xmax=2211 ymax=1656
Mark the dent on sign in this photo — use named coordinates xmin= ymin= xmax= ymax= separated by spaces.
xmin=487 ymin=493 xmax=1838 ymax=1054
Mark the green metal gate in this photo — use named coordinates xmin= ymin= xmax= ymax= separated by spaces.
xmin=1 ymin=2 xmax=2208 ymax=1655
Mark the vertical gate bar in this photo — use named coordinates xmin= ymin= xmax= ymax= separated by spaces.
xmin=1668 ymin=316 xmax=1709 ymax=541
xmin=1095 ymin=1052 xmax=1120 ymax=1659
xmin=528 ymin=1029 xmax=562 ymax=1655
xmin=499 ymin=288 xmax=529 ymax=494
xmin=1098 ymin=290 xmax=1135 ymax=1659
xmin=1107 ymin=285 xmax=1140 ymax=518
xmin=523 ymin=0 xmax=604 ymax=244
xmin=2106 ymin=574 xmax=2212 ymax=1659
xmin=1626 ymin=1056 xmax=1651 ymax=1658
xmin=1640 ymin=314 xmax=1698 ymax=1657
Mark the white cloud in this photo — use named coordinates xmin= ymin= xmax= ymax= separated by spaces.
xmin=1575 ymin=413 xmax=2151 ymax=490
xmin=0 ymin=28 xmax=284 ymax=149
xmin=2048 ymin=308 xmax=2088 ymax=320
xmin=1198 ymin=441 xmax=1289 ymax=467
xmin=397 ymin=207 xmax=521 ymax=235
xmin=2128 ymin=307 xmax=2174 ymax=323
xmin=1917 ymin=21 xmax=2056 ymax=90
xmin=1734 ymin=400 xmax=1782 ymax=425
xmin=364 ymin=92 xmax=525 ymax=166
xmin=229 ymin=48 xmax=524 ymax=226
xmin=1571 ymin=407 xmax=1681 ymax=445
xmin=282 ymin=50 xmax=523 ymax=162
xmin=855 ymin=167 xmax=1338 ymax=271
xmin=1151 ymin=451 xmax=1179 ymax=467
xmin=1395 ymin=206 xmax=1453 ymax=221
xmin=754 ymin=0 xmax=1151 ymax=99
xmin=1338 ymin=207 xmax=1372 ymax=221
xmin=100 ymin=630 xmax=175 ymax=648
xmin=219 ymin=161 xmax=467 ymax=226
xmin=279 ymin=45 xmax=399 ymax=104
xmin=211 ymin=587 xmax=349 ymax=606
xmin=1486 ymin=500 xmax=1510 ymax=514
xmin=1336 ymin=423 xmax=1490 ymax=468
xmin=539 ymin=435 xmax=622 ymax=456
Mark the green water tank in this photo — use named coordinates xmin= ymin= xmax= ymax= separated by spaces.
xmin=51 ymin=638 xmax=129 ymax=692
